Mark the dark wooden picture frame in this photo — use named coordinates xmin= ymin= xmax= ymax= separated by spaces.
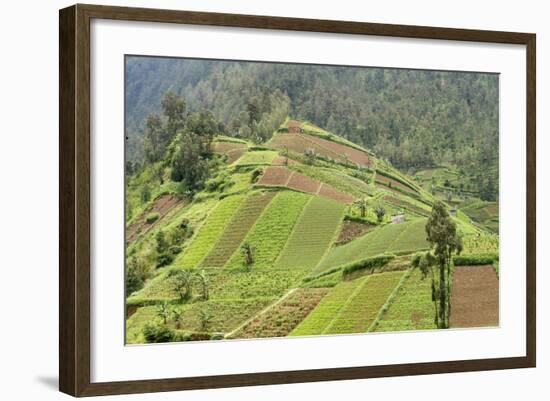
xmin=59 ymin=3 xmax=536 ymax=397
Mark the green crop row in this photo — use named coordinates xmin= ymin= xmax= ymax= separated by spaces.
xmin=230 ymin=288 xmax=330 ymax=339
xmin=315 ymin=219 xmax=428 ymax=275
xmin=174 ymin=194 xmax=246 ymax=268
xmin=274 ymin=196 xmax=346 ymax=271
xmin=324 ymin=271 xmax=404 ymax=334
xmin=373 ymin=268 xmax=436 ymax=332
xmin=201 ymin=192 xmax=275 ymax=267
xmin=290 ymin=278 xmax=365 ymax=336
xmin=225 ymin=191 xmax=311 ymax=269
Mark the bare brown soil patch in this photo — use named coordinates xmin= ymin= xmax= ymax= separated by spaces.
xmin=302 ymin=134 xmax=371 ymax=167
xmin=126 ymin=194 xmax=186 ymax=243
xmin=268 ymin=134 xmax=342 ymax=161
xmin=337 ymin=220 xmax=374 ymax=243
xmin=257 ymin=166 xmax=293 ymax=186
xmin=450 ymin=265 xmax=499 ymax=328
xmin=271 ymin=155 xmax=300 ymax=166
xmin=225 ymin=148 xmax=246 ymax=164
xmin=319 ymin=183 xmax=354 ymax=204
xmin=212 ymin=141 xmax=247 ymax=153
xmin=287 ymin=172 xmax=322 ymax=194
xmin=287 ymin=119 xmax=303 ymax=134
xmin=232 ymin=288 xmax=329 ymax=339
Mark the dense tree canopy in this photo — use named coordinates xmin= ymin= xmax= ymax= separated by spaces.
xmin=126 ymin=57 xmax=499 ymax=198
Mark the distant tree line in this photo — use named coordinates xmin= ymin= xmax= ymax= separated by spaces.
xmin=125 ymin=57 xmax=499 ymax=199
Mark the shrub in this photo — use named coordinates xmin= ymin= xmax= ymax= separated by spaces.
xmin=210 ymin=332 xmax=225 ymax=340
xmin=251 ymin=168 xmax=263 ymax=183
xmin=169 ymin=245 xmax=182 ymax=255
xmin=143 ymin=323 xmax=174 ymax=343
xmin=145 ymin=212 xmax=160 ymax=223
xmin=453 ymin=253 xmax=498 ymax=266
xmin=342 ymin=254 xmax=395 ymax=278
xmin=156 ymin=253 xmax=174 ymax=268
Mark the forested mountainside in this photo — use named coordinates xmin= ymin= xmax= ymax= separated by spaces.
xmin=125 ymin=57 xmax=499 ymax=200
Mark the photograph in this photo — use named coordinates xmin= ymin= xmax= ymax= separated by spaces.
xmin=124 ymin=56 xmax=500 ymax=344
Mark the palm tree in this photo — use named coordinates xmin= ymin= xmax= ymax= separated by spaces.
xmin=199 ymin=310 xmax=213 ymax=332
xmin=171 ymin=307 xmax=183 ymax=329
xmin=374 ymin=206 xmax=386 ymax=223
xmin=241 ymin=243 xmax=254 ymax=269
xmin=170 ymin=269 xmax=193 ymax=301
xmin=196 ymin=269 xmax=210 ymax=300
xmin=354 ymin=197 xmax=368 ymax=218
xmin=156 ymin=301 xmax=170 ymax=325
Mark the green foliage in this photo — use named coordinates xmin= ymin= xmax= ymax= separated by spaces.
xmin=140 ymin=185 xmax=151 ymax=203
xmin=341 ymin=254 xmax=395 ymax=278
xmin=421 ymin=201 xmax=463 ymax=328
xmin=374 ymin=206 xmax=386 ymax=223
xmin=274 ymin=197 xmax=346 ymax=271
xmin=145 ymin=212 xmax=160 ymax=223
xmin=453 ymin=253 xmax=498 ymax=266
xmin=170 ymin=132 xmax=210 ymax=192
xmin=143 ymin=323 xmax=174 ymax=343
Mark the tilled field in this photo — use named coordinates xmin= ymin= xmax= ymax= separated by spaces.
xmin=126 ymin=194 xmax=186 ymax=243
xmin=450 ymin=265 xmax=499 ymax=328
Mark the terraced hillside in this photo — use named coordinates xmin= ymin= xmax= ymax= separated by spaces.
xmin=125 ymin=119 xmax=498 ymax=344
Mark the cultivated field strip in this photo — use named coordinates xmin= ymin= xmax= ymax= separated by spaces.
xmin=314 ymin=219 xmax=428 ymax=275
xmin=200 ymin=192 xmax=275 ymax=267
xmin=234 ymin=150 xmax=278 ymax=166
xmin=291 ymin=278 xmax=365 ymax=336
xmin=230 ymin=288 xmax=330 ymax=339
xmin=324 ymin=271 xmax=404 ymax=334
xmin=274 ymin=197 xmax=346 ymax=271
xmin=257 ymin=166 xmax=354 ymax=204
xmin=126 ymin=298 xmax=272 ymax=344
xmin=175 ymin=194 xmax=246 ymax=268
xmin=301 ymin=133 xmax=371 ymax=167
xmin=224 ymin=191 xmax=311 ymax=269
xmin=374 ymin=268 xmax=436 ymax=332
xmin=268 ymin=133 xmax=342 ymax=161
xmin=450 ymin=265 xmax=499 ymax=328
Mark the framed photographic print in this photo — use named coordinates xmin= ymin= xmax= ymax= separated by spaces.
xmin=59 ymin=4 xmax=536 ymax=397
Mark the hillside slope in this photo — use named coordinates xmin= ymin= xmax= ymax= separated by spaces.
xmin=125 ymin=120 xmax=498 ymax=343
